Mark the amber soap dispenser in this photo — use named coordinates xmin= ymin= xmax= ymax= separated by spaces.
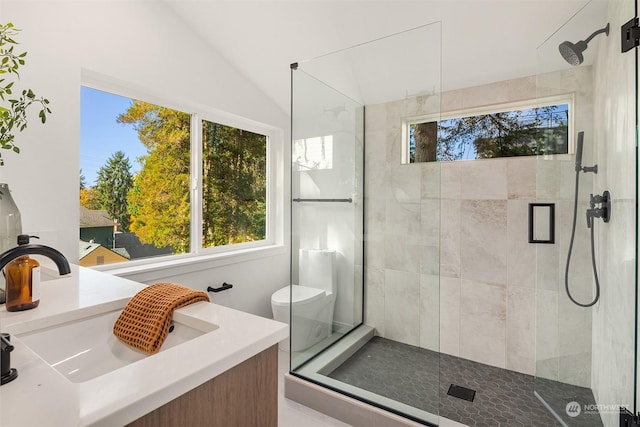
xmin=5 ymin=235 xmax=40 ymax=312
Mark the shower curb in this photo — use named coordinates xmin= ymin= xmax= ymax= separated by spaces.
xmin=285 ymin=373 xmax=427 ymax=427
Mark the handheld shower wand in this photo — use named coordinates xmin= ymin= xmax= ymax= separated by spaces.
xmin=575 ymin=132 xmax=597 ymax=173
xmin=565 ymin=131 xmax=607 ymax=308
xmin=575 ymin=131 xmax=583 ymax=171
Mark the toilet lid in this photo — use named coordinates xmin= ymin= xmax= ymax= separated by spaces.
xmin=271 ymin=285 xmax=325 ymax=306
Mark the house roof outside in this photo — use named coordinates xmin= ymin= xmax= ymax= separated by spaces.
xmin=80 ymin=206 xmax=115 ymax=228
xmin=79 ymin=240 xmax=130 ymax=260
xmin=115 ymin=232 xmax=173 ymax=260
xmin=112 ymin=247 xmax=131 ymax=259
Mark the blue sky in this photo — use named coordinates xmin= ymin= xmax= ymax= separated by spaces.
xmin=80 ymin=87 xmax=146 ymax=186
xmin=409 ymin=103 xmax=569 ymax=162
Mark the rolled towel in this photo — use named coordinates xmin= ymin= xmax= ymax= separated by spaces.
xmin=113 ymin=282 xmax=210 ymax=354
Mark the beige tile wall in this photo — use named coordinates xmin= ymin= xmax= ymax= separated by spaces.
xmin=589 ymin=1 xmax=638 ymax=425
xmin=438 ymin=157 xmax=538 ymax=374
xmin=364 ymin=68 xmax=595 ymax=381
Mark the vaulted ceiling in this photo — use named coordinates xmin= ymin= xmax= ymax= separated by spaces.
xmin=163 ymin=0 xmax=606 ymax=113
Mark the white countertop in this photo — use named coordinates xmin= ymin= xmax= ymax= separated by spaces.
xmin=0 ymin=264 xmax=288 ymax=427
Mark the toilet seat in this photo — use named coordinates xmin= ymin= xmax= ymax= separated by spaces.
xmin=271 ymin=285 xmax=325 ymax=307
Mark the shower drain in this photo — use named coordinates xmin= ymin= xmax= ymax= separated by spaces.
xmin=447 ymin=384 xmax=476 ymax=402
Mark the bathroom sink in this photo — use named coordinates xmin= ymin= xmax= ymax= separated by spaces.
xmin=40 ymin=267 xmax=62 ymax=282
xmin=14 ymin=306 xmax=218 ymax=383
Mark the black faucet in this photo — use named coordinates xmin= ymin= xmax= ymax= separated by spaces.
xmin=1 ymin=333 xmax=17 ymax=385
xmin=0 ymin=244 xmax=71 ymax=275
xmin=0 ymin=242 xmax=69 ymax=385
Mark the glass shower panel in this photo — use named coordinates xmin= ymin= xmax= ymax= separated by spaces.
xmin=290 ymin=68 xmax=364 ymax=370
xmin=289 ymin=22 xmax=442 ymax=426
xmin=535 ymin=1 xmax=637 ymax=426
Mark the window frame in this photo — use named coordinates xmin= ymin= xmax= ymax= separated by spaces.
xmin=401 ymin=94 xmax=575 ymax=164
xmin=81 ymin=70 xmax=283 ymax=273
xmin=193 ymin=111 xmax=276 ymax=255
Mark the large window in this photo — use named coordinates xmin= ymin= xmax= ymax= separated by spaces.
xmin=80 ymin=86 xmax=271 ymax=267
xmin=201 ymin=120 xmax=267 ymax=248
xmin=403 ymin=97 xmax=572 ymax=163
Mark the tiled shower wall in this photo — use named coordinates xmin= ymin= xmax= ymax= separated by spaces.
xmin=590 ymin=0 xmax=637 ymax=425
xmin=535 ymin=66 xmax=595 ymax=389
xmin=365 ymin=67 xmax=594 ymax=380
xmin=438 ymin=157 xmax=539 ymax=374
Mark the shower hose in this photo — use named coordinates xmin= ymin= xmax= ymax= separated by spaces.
xmin=565 ymin=168 xmax=600 ymax=307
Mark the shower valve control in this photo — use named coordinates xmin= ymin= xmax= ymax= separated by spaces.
xmin=586 ymin=191 xmax=611 ymax=228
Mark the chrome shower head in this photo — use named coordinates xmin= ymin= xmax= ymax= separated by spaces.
xmin=558 ymin=23 xmax=610 ymax=66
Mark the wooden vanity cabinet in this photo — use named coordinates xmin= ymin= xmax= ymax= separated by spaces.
xmin=127 ymin=345 xmax=278 ymax=427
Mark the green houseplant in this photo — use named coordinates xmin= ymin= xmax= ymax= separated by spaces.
xmin=0 ymin=23 xmax=51 ymax=266
xmin=0 ymin=22 xmax=50 ymax=166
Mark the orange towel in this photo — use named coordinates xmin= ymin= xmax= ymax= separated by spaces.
xmin=113 ymin=282 xmax=210 ymax=354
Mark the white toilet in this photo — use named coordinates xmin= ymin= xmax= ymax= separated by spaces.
xmin=271 ymin=249 xmax=337 ymax=352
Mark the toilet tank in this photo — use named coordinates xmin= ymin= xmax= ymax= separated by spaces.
xmin=299 ymin=249 xmax=337 ymax=294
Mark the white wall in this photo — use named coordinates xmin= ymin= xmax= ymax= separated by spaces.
xmin=0 ymin=0 xmax=290 ymax=317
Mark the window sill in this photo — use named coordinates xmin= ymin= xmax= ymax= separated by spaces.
xmin=92 ymin=244 xmax=287 ymax=281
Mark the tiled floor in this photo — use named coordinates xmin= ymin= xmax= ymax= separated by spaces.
xmin=278 ymin=348 xmax=351 ymax=427
xmin=327 ymin=337 xmax=603 ymax=427
xmin=279 ymin=344 xmax=470 ymax=426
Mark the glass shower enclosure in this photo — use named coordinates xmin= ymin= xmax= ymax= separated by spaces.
xmin=287 ymin=1 xmax=639 ymax=425
xmin=534 ymin=1 xmax=638 ymax=426
xmin=290 ymin=22 xmax=443 ymax=425
xmin=289 ymin=66 xmax=365 ymax=370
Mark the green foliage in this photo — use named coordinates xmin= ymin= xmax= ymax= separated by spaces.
xmin=0 ymin=23 xmax=51 ymax=166
xmin=95 ymin=151 xmax=134 ymax=232
xmin=437 ymin=106 xmax=567 ymax=161
xmin=410 ymin=106 xmax=568 ymax=163
xmin=202 ymin=121 xmax=266 ymax=246
xmin=80 ymin=187 xmax=101 ymax=210
xmin=119 ymin=101 xmax=191 ymax=253
xmin=117 ymin=101 xmax=267 ymax=253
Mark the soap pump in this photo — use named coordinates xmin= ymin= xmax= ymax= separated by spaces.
xmin=5 ymin=235 xmax=40 ymax=312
